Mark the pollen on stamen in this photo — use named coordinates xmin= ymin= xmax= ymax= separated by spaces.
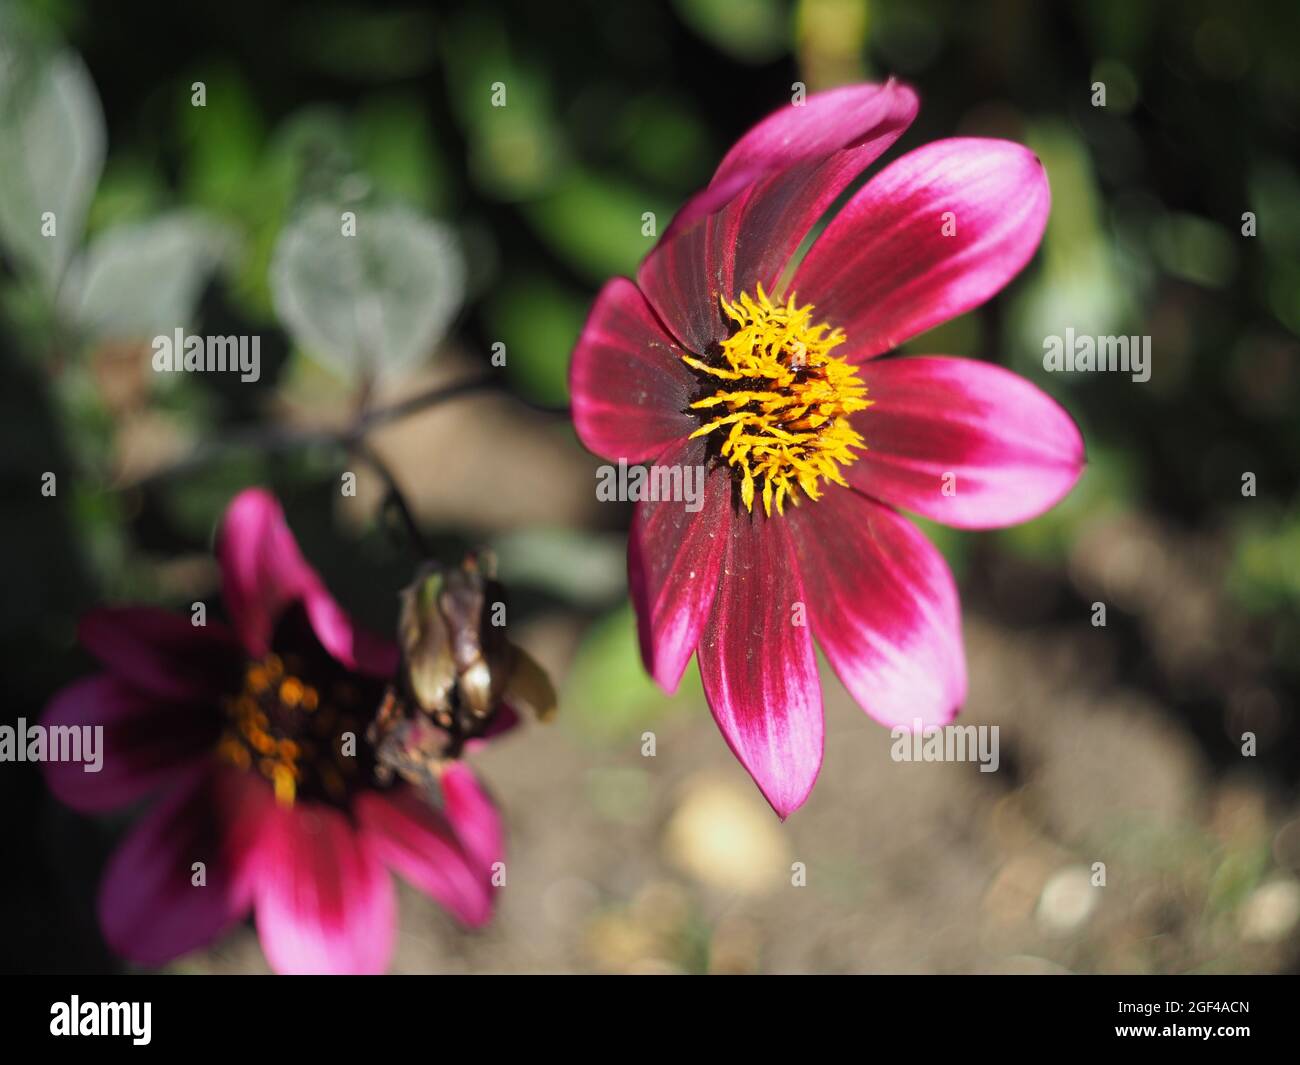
xmin=681 ymin=284 xmax=871 ymax=515
xmin=217 ymin=655 xmax=356 ymax=808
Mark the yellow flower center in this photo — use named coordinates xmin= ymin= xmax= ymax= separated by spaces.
xmin=682 ymin=285 xmax=870 ymax=516
xmin=216 ymin=653 xmax=368 ymax=807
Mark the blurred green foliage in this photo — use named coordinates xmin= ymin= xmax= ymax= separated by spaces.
xmin=563 ymin=604 xmax=703 ymax=744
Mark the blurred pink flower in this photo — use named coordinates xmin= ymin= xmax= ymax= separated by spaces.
xmin=569 ymin=81 xmax=1084 ymax=818
xmin=42 ymin=488 xmax=505 ymax=974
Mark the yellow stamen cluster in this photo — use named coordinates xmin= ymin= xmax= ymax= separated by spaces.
xmin=683 ymin=285 xmax=870 ymax=515
xmin=216 ymin=653 xmax=360 ymax=806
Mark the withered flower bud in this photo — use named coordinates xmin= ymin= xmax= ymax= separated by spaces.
xmin=369 ymin=551 xmax=556 ymax=791
xmin=402 ymin=554 xmax=511 ymax=719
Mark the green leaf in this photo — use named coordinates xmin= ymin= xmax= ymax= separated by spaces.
xmin=179 ymin=67 xmax=266 ymax=216
xmin=61 ymin=212 xmax=233 ymax=341
xmin=484 ymin=273 xmax=587 ymax=404
xmin=353 ymin=96 xmax=449 ymax=213
xmin=523 ymin=170 xmax=671 ymax=284
xmin=562 ymin=603 xmax=701 ymax=744
xmin=269 ymin=202 xmax=465 ymax=382
xmin=0 ymin=47 xmax=105 ymax=294
xmin=672 ymin=0 xmax=789 ymax=63
xmin=438 ymin=14 xmax=567 ymax=202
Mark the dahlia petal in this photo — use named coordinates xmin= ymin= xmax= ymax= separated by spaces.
xmin=637 ymin=203 xmax=736 ymax=354
xmin=78 ymin=607 xmax=243 ymax=701
xmin=97 ymin=765 xmax=267 ymax=967
xmin=642 ymin=82 xmax=918 ymax=353
xmin=213 ymin=765 xmax=274 ymax=900
xmin=628 ymin=437 xmax=732 ymax=692
xmin=849 ymin=355 xmax=1085 ymax=527
xmin=787 ymin=490 xmax=966 ymax=730
xmin=40 ymin=674 xmax=219 ymax=812
xmin=300 ymin=591 xmax=400 ymax=678
xmin=439 ymin=761 xmax=504 ymax=883
xmin=719 ymin=84 xmax=918 ymax=301
xmin=793 ymin=138 xmax=1051 ymax=361
xmin=357 ymin=786 xmax=493 ymax=929
xmin=665 ymin=80 xmax=918 ymax=240
xmin=696 ymin=510 xmax=823 ymax=819
xmin=253 ymin=801 xmax=396 ymax=975
xmin=569 ymin=277 xmax=699 ymax=463
xmin=218 ymin=488 xmax=313 ymax=656
xmin=218 ymin=488 xmax=398 ymax=676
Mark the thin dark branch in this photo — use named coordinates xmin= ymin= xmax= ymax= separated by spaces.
xmin=349 ymin=438 xmax=430 ymax=559
xmin=350 ymin=373 xmax=496 ymax=436
xmin=122 ymin=374 xmax=563 ymax=490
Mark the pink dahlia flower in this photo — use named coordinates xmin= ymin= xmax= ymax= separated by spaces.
xmin=569 ymin=81 xmax=1084 ymax=818
xmin=41 ymin=488 xmax=505 ymax=974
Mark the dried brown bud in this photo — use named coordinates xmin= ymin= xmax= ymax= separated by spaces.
xmin=370 ymin=552 xmax=556 ymax=788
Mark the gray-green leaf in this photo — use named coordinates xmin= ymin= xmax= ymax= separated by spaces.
xmin=269 ymin=202 xmax=465 ymax=381
xmin=0 ymin=49 xmax=105 ymax=295
xmin=61 ymin=212 xmax=233 ymax=341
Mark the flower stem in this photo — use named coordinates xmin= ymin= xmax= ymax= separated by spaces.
xmin=349 ymin=437 xmax=430 ymax=559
